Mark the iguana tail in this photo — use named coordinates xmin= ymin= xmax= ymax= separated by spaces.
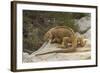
xmin=35 ymin=47 xmax=76 ymax=56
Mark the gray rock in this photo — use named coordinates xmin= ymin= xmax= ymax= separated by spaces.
xmin=75 ymin=16 xmax=91 ymax=31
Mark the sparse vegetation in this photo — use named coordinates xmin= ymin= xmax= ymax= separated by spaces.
xmin=23 ymin=10 xmax=90 ymax=53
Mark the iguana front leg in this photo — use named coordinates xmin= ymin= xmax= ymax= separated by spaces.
xmin=71 ymin=35 xmax=78 ymax=51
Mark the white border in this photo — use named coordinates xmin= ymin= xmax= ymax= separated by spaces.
xmin=16 ymin=3 xmax=96 ymax=69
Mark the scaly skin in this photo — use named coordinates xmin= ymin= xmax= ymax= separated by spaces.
xmin=35 ymin=26 xmax=86 ymax=56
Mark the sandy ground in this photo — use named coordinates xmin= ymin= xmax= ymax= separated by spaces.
xmin=23 ymin=39 xmax=91 ymax=63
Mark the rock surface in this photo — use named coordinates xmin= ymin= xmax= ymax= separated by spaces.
xmin=23 ymin=39 xmax=91 ymax=63
xmin=75 ymin=16 xmax=91 ymax=31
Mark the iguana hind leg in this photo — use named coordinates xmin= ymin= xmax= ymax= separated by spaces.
xmin=58 ymin=37 xmax=71 ymax=48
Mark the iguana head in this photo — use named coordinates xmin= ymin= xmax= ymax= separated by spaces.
xmin=77 ymin=35 xmax=87 ymax=47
